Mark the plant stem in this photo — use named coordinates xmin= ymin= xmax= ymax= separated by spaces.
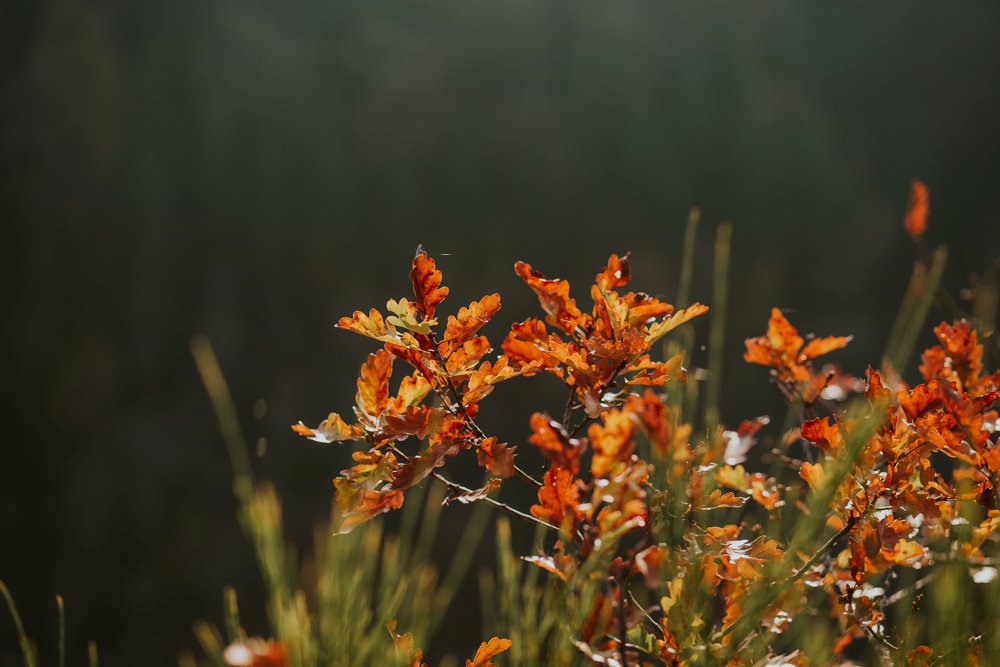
xmin=388 ymin=445 xmax=558 ymax=533
xmin=430 ymin=334 xmax=542 ymax=488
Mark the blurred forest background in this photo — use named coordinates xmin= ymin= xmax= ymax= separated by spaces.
xmin=3 ymin=1 xmax=1000 ymax=664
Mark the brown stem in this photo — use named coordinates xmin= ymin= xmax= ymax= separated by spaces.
xmin=389 ymin=445 xmax=558 ymax=533
xmin=429 ymin=333 xmax=543 ymax=488
xmin=720 ymin=513 xmax=857 ymax=640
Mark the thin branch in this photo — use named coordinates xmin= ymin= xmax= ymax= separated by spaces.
xmin=429 ymin=334 xmax=542 ymax=488
xmin=720 ymin=513 xmax=857 ymax=640
xmin=388 ymin=445 xmax=558 ymax=534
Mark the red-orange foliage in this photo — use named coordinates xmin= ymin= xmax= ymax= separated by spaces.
xmin=292 ymin=183 xmax=1000 ymax=665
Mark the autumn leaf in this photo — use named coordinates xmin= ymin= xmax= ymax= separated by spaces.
xmin=291 ymin=412 xmax=364 ymax=444
xmin=383 ymin=406 xmax=449 ymax=440
xmin=623 ymin=291 xmax=674 ymax=326
xmin=462 ymin=356 xmax=541 ymax=405
xmin=722 ymin=416 xmax=769 ymax=465
xmin=410 ymin=250 xmax=449 ymax=319
xmin=387 ymin=620 xmax=427 ymax=667
xmin=337 ymin=308 xmax=422 ymax=350
xmin=528 ymin=413 xmax=582 ymax=473
xmin=390 ymin=371 xmax=433 ymax=411
xmin=904 ymin=180 xmax=930 ymax=239
xmin=355 ymin=350 xmax=394 ymax=421
xmin=386 ymin=298 xmax=436 ymax=335
xmin=625 ymin=353 xmax=686 ymax=387
xmin=514 ymin=260 xmax=584 ymax=334
xmin=595 ymin=252 xmax=631 ymax=292
xmin=466 ymin=637 xmax=512 ymax=667
xmin=702 ymin=489 xmax=749 ymax=511
xmin=589 ymin=408 xmax=635 ymax=477
xmin=801 ymin=335 xmax=853 ymax=360
xmin=391 ymin=440 xmax=463 ymax=492
xmin=333 ymin=450 xmax=403 ymax=531
xmin=443 ymin=478 xmax=502 ymax=506
xmin=744 ymin=308 xmax=807 ymax=379
xmin=800 ymin=416 xmax=844 ymax=453
xmin=644 ymin=302 xmax=709 ymax=345
xmin=530 ymin=466 xmax=581 ymax=528
xmin=500 ymin=318 xmax=563 ymax=374
xmin=477 ymin=437 xmax=516 ymax=478
xmin=444 ymin=294 xmax=501 ymax=344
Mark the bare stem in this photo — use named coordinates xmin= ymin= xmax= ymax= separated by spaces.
xmin=430 ymin=335 xmax=542 ymax=488
xmin=388 ymin=445 xmax=557 ymax=533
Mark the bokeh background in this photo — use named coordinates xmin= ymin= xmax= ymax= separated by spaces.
xmin=3 ymin=1 xmax=1000 ymax=664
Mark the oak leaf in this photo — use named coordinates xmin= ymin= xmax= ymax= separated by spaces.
xmin=466 ymin=637 xmax=512 ymax=667
xmin=444 ymin=294 xmax=501 ymax=344
xmin=528 ymin=413 xmax=582 ymax=473
xmin=291 ymin=413 xmax=364 ymax=443
xmin=410 ymin=251 xmax=449 ymax=319
xmin=514 ymin=260 xmax=585 ymax=334
xmin=530 ymin=466 xmax=582 ymax=528
xmin=477 ymin=437 xmax=516 ymax=478
xmin=644 ymin=303 xmax=709 ymax=345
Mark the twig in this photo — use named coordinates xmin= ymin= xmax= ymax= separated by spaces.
xmin=430 ymin=334 xmax=542 ymax=488
xmin=720 ymin=513 xmax=857 ymax=640
xmin=388 ymin=445 xmax=558 ymax=534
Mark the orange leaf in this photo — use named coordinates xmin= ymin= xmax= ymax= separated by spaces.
xmin=477 ymin=437 xmax=516 ymax=478
xmin=644 ymin=303 xmax=709 ymax=345
xmin=410 ymin=250 xmax=449 ymax=319
xmin=702 ymin=489 xmax=749 ymax=510
xmin=444 ymin=294 xmax=501 ymax=343
xmin=595 ymin=252 xmax=631 ymax=291
xmin=443 ymin=478 xmax=502 ymax=506
xmin=383 ymin=406 xmax=448 ymax=440
xmin=336 ymin=489 xmax=404 ymax=533
xmin=801 ymin=335 xmax=852 ymax=360
xmin=445 ymin=336 xmax=493 ymax=374
xmin=589 ymin=409 xmax=635 ymax=477
xmin=466 ymin=637 xmax=513 ymax=667
xmin=514 ymin=260 xmax=584 ymax=334
xmin=291 ymin=413 xmax=364 ymax=444
xmin=391 ymin=440 xmax=462 ymax=492
xmin=530 ymin=466 xmax=581 ymax=528
xmin=800 ymin=417 xmax=843 ymax=453
xmin=623 ymin=291 xmax=674 ymax=327
xmin=528 ymin=413 xmax=582 ymax=473
xmin=356 ymin=350 xmax=394 ymax=420
xmin=904 ymin=180 xmax=929 ymax=239
xmin=462 ymin=356 xmax=540 ymax=405
xmin=500 ymin=318 xmax=562 ymax=374
xmin=744 ymin=308 xmax=805 ymax=375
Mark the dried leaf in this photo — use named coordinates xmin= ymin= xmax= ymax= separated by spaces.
xmin=589 ymin=409 xmax=635 ymax=477
xmin=530 ymin=466 xmax=581 ymax=528
xmin=466 ymin=637 xmax=512 ymax=667
xmin=356 ymin=350 xmax=394 ymax=420
xmin=644 ymin=303 xmax=709 ymax=345
xmin=514 ymin=260 xmax=584 ymax=334
xmin=444 ymin=478 xmax=502 ymax=506
xmin=444 ymin=294 xmax=501 ymax=343
xmin=410 ymin=251 xmax=449 ymax=319
xmin=477 ymin=437 xmax=516 ymax=478
xmin=291 ymin=412 xmax=365 ymax=443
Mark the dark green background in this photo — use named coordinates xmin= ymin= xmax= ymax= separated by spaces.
xmin=3 ymin=1 xmax=1000 ymax=663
